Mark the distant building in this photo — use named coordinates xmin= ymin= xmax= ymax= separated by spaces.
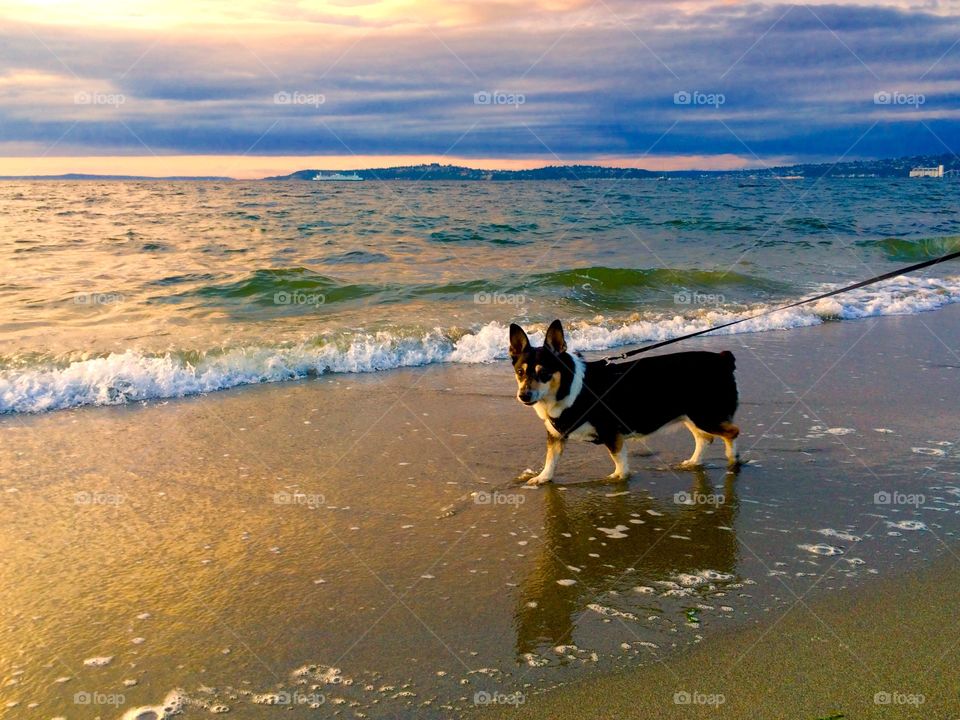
xmin=909 ymin=164 xmax=944 ymax=178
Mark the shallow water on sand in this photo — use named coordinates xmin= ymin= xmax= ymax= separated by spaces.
xmin=2 ymin=309 xmax=959 ymax=718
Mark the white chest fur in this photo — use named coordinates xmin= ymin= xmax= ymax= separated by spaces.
xmin=533 ymin=403 xmax=562 ymax=437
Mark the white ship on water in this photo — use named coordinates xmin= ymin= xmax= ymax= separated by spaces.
xmin=909 ymin=164 xmax=944 ymax=178
xmin=311 ymin=171 xmax=363 ymax=181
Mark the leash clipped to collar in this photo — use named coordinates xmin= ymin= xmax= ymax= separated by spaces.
xmin=605 ymin=248 xmax=960 ymax=363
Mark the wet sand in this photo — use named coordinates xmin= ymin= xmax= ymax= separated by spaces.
xmin=1 ymin=305 xmax=959 ymax=718
xmin=481 ymin=549 xmax=960 ymax=719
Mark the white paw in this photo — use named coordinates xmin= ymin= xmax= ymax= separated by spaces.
xmin=525 ymin=474 xmax=552 ymax=486
xmin=606 ymin=471 xmax=630 ymax=481
xmin=678 ymin=459 xmax=703 ymax=469
xmin=517 ymin=468 xmax=538 ymax=481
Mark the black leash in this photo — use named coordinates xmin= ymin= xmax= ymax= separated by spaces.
xmin=606 ymin=248 xmax=960 ymax=363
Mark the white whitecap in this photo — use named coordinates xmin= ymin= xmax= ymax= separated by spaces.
xmin=798 ymin=543 xmax=844 ymax=556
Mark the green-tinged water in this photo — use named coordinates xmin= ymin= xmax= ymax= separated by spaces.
xmin=1 ymin=178 xmax=959 ymax=412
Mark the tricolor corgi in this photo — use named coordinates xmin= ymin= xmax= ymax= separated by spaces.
xmin=510 ymin=320 xmax=741 ymax=485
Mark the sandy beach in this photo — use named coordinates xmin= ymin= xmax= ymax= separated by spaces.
xmin=5 ymin=0 xmax=960 ymax=716
xmin=2 ymin=304 xmax=959 ymax=718
xmin=480 ymin=549 xmax=960 ymax=720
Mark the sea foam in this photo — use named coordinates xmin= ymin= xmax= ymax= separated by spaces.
xmin=3 ymin=274 xmax=959 ymax=414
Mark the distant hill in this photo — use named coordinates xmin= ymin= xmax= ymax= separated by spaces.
xmin=2 ymin=154 xmax=957 ymax=181
xmin=265 ymin=155 xmax=960 ymax=181
xmin=262 ymin=164 xmax=661 ymax=181
xmin=737 ymin=154 xmax=959 ymax=179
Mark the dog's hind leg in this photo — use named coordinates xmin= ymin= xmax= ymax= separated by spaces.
xmin=716 ymin=421 xmax=741 ymax=467
xmin=679 ymin=420 xmax=711 ymax=468
xmin=722 ymin=437 xmax=739 ymax=467
xmin=525 ymin=435 xmax=565 ymax=486
xmin=605 ymin=434 xmax=630 ymax=481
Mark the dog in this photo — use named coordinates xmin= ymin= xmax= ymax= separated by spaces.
xmin=510 ymin=319 xmax=740 ymax=485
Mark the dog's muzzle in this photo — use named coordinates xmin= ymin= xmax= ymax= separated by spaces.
xmin=517 ymin=393 xmax=537 ymax=405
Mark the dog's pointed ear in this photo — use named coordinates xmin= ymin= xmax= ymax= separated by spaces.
xmin=544 ymin=319 xmax=566 ymax=354
xmin=509 ymin=323 xmax=530 ymax=358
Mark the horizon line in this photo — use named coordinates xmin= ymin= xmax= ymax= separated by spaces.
xmin=0 ymin=153 xmax=938 ymax=181
xmin=0 ymin=153 xmax=803 ymax=179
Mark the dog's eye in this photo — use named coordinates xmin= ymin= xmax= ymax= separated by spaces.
xmin=539 ymin=369 xmax=553 ymax=381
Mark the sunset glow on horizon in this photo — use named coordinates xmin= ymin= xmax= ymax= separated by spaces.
xmin=0 ymin=153 xmax=776 ymax=178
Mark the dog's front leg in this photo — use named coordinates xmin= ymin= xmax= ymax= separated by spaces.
xmin=525 ymin=435 xmax=565 ymax=485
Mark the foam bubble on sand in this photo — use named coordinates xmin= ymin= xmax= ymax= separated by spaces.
xmin=698 ymin=569 xmax=734 ymax=581
xmin=817 ymin=528 xmax=862 ymax=543
xmin=825 ymin=428 xmax=856 ymax=435
xmin=886 ymin=520 xmax=927 ymax=531
xmin=82 ymin=656 xmax=113 ymax=667
xmin=121 ymin=690 xmax=186 ymax=720
xmin=556 ymin=578 xmax=577 ymax=586
xmin=597 ymin=525 xmax=629 ymax=539
xmin=522 ymin=653 xmax=549 ymax=667
xmin=798 ymin=543 xmax=844 ymax=556
xmin=912 ymin=447 xmax=947 ymax=457
xmin=587 ymin=603 xmax=638 ymax=621
xmin=292 ymin=665 xmax=349 ymax=685
xmin=251 ymin=693 xmax=286 ymax=705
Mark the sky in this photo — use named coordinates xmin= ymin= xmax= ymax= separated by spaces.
xmin=0 ymin=0 xmax=958 ymax=177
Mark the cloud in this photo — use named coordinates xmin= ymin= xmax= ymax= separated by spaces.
xmin=0 ymin=2 xmax=958 ymax=169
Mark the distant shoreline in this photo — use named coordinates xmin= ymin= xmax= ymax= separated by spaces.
xmin=0 ymin=154 xmax=957 ymax=182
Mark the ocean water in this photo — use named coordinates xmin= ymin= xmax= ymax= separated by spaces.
xmin=2 ymin=177 xmax=960 ymax=413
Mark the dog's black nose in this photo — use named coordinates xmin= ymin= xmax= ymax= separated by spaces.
xmin=518 ymin=391 xmax=533 ymax=404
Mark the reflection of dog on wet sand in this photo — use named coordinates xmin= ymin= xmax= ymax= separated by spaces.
xmin=510 ymin=320 xmax=741 ymax=485
xmin=514 ymin=470 xmax=739 ymax=656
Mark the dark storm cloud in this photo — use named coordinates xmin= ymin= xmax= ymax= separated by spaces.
xmin=1 ymin=3 xmax=958 ymax=162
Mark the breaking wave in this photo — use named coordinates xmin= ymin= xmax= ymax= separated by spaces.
xmin=2 ymin=274 xmax=959 ymax=414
